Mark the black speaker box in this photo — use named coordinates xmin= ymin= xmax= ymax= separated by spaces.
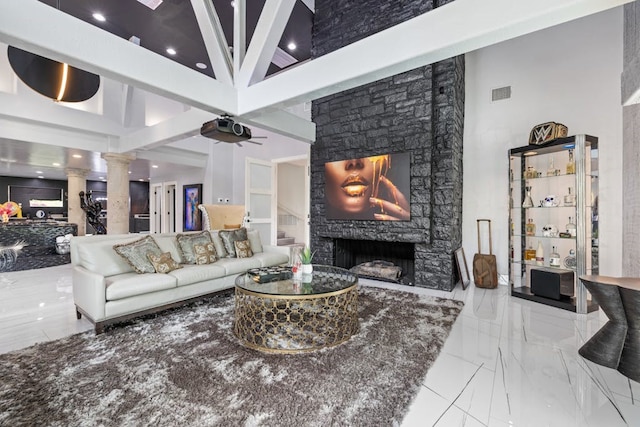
xmin=531 ymin=268 xmax=574 ymax=300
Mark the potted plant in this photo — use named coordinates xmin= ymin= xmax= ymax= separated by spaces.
xmin=299 ymin=246 xmax=315 ymax=274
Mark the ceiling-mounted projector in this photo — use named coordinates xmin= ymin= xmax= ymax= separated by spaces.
xmin=200 ymin=116 xmax=252 ymax=143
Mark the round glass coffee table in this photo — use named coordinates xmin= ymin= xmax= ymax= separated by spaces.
xmin=234 ymin=265 xmax=359 ymax=353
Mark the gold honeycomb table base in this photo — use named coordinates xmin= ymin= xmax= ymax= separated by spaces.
xmin=234 ymin=285 xmax=359 ymax=353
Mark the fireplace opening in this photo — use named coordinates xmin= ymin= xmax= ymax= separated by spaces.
xmin=333 ymin=238 xmax=415 ymax=286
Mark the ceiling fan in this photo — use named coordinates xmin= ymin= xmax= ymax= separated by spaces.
xmin=200 ymin=115 xmax=266 ymax=147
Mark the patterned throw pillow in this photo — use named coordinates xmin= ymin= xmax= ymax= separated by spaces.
xmin=113 ymin=236 xmax=162 ymax=274
xmin=218 ymin=227 xmax=248 ymax=258
xmin=234 ymin=239 xmax=253 ymax=258
xmin=176 ymin=231 xmax=213 ymax=264
xmin=147 ymin=252 xmax=182 ymax=274
xmin=193 ymin=242 xmax=218 ymax=265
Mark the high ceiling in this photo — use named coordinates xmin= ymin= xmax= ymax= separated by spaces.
xmin=38 ymin=0 xmax=313 ymax=78
xmin=0 ymin=0 xmax=632 ymax=183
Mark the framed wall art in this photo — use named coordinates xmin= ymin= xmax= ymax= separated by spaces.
xmin=454 ymin=247 xmax=470 ymax=290
xmin=183 ymin=184 xmax=202 ymax=231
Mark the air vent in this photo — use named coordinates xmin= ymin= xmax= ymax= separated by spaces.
xmin=492 ymin=86 xmax=511 ymax=101
xmin=272 ymin=47 xmax=298 ymax=69
xmin=136 ymin=0 xmax=163 ymax=10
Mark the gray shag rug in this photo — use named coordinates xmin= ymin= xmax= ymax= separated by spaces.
xmin=0 ymin=287 xmax=463 ymax=427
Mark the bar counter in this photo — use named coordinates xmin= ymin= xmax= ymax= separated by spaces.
xmin=0 ymin=220 xmax=78 ymax=272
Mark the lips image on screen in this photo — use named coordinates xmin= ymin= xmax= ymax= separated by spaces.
xmin=341 ymin=174 xmax=370 ymax=197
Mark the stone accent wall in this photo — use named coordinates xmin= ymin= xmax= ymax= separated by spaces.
xmin=310 ymin=0 xmax=464 ymax=290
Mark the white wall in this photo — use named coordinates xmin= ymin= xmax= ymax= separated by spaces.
xmin=231 ymin=133 xmax=310 ymax=203
xmin=463 ymin=7 xmax=623 ymax=278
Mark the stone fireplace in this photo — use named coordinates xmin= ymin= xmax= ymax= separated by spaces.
xmin=334 ymin=239 xmax=415 ymax=285
xmin=310 ymin=0 xmax=464 ymax=291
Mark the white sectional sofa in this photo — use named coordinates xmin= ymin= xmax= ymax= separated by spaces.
xmin=71 ymin=230 xmax=289 ymax=333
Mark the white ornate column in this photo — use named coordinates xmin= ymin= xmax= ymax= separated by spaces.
xmin=65 ymin=168 xmax=88 ymax=236
xmin=102 ymin=153 xmax=135 ymax=235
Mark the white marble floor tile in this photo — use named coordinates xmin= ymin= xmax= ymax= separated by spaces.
xmin=1 ymin=268 xmax=639 ymax=426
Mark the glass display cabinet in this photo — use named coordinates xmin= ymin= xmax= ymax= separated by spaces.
xmin=508 ymin=135 xmax=599 ymax=314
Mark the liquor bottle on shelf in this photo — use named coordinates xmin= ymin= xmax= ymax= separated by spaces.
xmin=525 ymin=219 xmax=536 ymax=236
xmin=564 ymin=187 xmax=575 ymax=207
xmin=523 ymin=185 xmax=534 ymax=208
xmin=566 ymin=216 xmax=577 ymax=237
xmin=524 ymin=243 xmax=536 ymax=261
xmin=547 ymin=156 xmax=557 ymax=176
xmin=525 ymin=166 xmax=538 ymax=179
xmin=536 ymin=241 xmax=544 ymax=266
xmin=549 ymin=246 xmax=561 ymax=267
xmin=566 ymin=149 xmax=575 ymax=174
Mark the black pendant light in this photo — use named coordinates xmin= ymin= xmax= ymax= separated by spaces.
xmin=8 ymin=45 xmax=100 ymax=103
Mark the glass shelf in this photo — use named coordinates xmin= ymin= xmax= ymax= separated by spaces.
xmin=509 ymin=259 xmax=594 ymax=274
xmin=512 ymin=233 xmax=576 ymax=240
xmin=510 ymin=172 xmax=599 ymax=183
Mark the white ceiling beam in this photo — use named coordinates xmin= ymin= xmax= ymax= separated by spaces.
xmin=0 ymin=92 xmax=124 ymax=137
xmin=0 ymin=118 xmax=109 ymax=153
xmin=135 ymin=146 xmax=208 ymax=168
xmin=0 ymin=0 xmax=238 ymax=116
xmin=119 ymin=106 xmax=316 ymax=152
xmin=238 ymin=0 xmax=633 ymax=115
xmin=236 ymin=0 xmax=296 ymax=88
xmin=118 ymin=109 xmax=212 ymax=153
xmin=233 ymin=0 xmax=246 ymax=82
xmin=240 ymin=110 xmax=315 ymax=143
xmin=190 ymin=0 xmax=234 ymax=86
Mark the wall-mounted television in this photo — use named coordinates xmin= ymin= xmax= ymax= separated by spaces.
xmin=324 ymin=152 xmax=410 ymax=220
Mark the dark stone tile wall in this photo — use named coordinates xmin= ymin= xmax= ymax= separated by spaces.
xmin=310 ymin=0 xmax=464 ymax=290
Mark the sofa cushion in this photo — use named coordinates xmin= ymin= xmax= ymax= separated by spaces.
xmin=218 ymin=227 xmax=248 ymax=258
xmin=113 ymin=236 xmax=163 ymax=274
xmin=153 ymin=234 xmax=185 ymax=264
xmin=147 ymin=252 xmax=182 ymax=274
xmin=214 ymin=256 xmax=262 ymax=275
xmin=176 ymin=231 xmax=212 ymax=264
xmin=207 ymin=231 xmax=228 ymax=258
xmin=76 ymin=237 xmax=137 ymax=276
xmin=168 ymin=264 xmax=227 ymax=287
xmin=234 ymin=239 xmax=253 ymax=258
xmin=253 ymin=251 xmax=290 ymax=268
xmin=105 ymin=272 xmax=177 ymax=301
xmin=247 ymin=229 xmax=263 ymax=254
xmin=194 ymin=242 xmax=218 ymax=265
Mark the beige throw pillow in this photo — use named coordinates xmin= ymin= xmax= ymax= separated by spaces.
xmin=193 ymin=242 xmax=218 ymax=265
xmin=147 ymin=252 xmax=182 ymax=274
xmin=113 ymin=236 xmax=162 ymax=274
xmin=234 ymin=239 xmax=253 ymax=258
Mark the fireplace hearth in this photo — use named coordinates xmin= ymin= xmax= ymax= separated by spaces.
xmin=334 ymin=238 xmax=415 ymax=286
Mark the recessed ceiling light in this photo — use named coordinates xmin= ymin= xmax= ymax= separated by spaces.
xmin=38 ymin=175 xmax=44 ymax=179
xmin=152 ymin=165 xmax=159 ymax=168
xmin=166 ymin=48 xmax=176 ymax=55
xmin=231 ymin=1 xmax=236 ymax=7
xmin=92 ymin=13 xmax=106 ymax=22
xmin=99 ymin=177 xmax=104 ymax=180
xmin=287 ymin=42 xmax=296 ymax=51
xmin=139 ymin=179 xmax=144 ymax=182
xmin=128 ymin=171 xmax=132 ymax=174
xmin=72 ymin=154 xmax=82 ymax=158
xmin=196 ymin=62 xmax=207 ymax=69
xmin=524 ymin=151 xmax=537 ymax=156
xmin=36 ymin=170 xmax=43 ymax=174
xmin=52 ymin=162 xmax=61 ymax=166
